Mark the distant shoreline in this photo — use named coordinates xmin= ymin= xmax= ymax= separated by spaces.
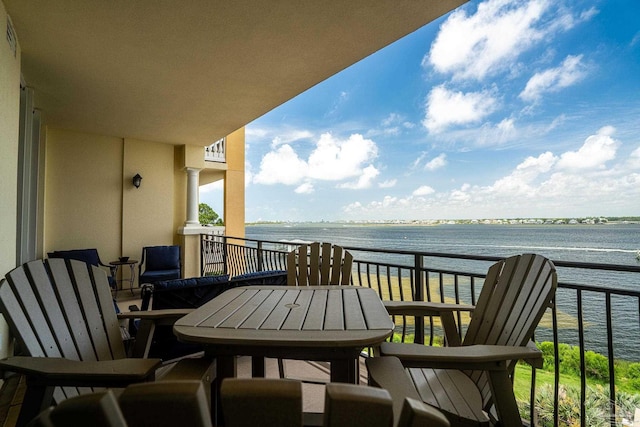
xmin=247 ymin=218 xmax=640 ymax=226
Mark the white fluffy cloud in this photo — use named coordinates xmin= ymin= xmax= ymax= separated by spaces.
xmin=426 ymin=0 xmax=588 ymax=82
xmin=307 ymin=133 xmax=378 ymax=180
xmin=412 ymin=185 xmax=436 ymax=196
xmin=424 ymin=85 xmax=497 ymax=133
xmin=253 ymin=132 xmax=379 ymax=190
xmin=427 ymin=0 xmax=551 ymax=81
xmin=628 ymin=146 xmax=640 ymax=169
xmin=378 ymin=179 xmax=397 ymax=189
xmin=253 ymin=144 xmax=308 ymax=185
xmin=520 ymin=55 xmax=586 ymax=101
xmin=490 ymin=151 xmax=558 ymax=196
xmin=338 ymin=165 xmax=380 ymax=190
xmin=295 ymin=182 xmax=315 ymax=194
xmin=425 ymin=153 xmax=448 ymax=171
xmin=556 ymin=126 xmax=618 ymax=170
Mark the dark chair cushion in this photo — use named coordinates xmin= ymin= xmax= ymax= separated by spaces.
xmin=139 ymin=269 xmax=181 ymax=285
xmin=145 ymin=246 xmax=180 ymax=271
xmin=149 ymin=275 xmax=232 ymax=310
xmin=48 ymin=249 xmax=101 ymax=267
xmin=230 ymin=270 xmax=287 ymax=286
xmin=141 ymin=271 xmax=286 ymax=360
xmin=154 ymin=275 xmax=231 ymax=291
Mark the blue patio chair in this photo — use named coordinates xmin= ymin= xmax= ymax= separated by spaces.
xmin=139 ymin=245 xmax=182 ymax=285
xmin=48 ymin=248 xmax=117 ymax=290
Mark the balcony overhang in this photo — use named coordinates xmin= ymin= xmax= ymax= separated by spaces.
xmin=5 ymin=0 xmax=467 ymax=146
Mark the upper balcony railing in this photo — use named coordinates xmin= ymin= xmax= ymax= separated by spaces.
xmin=200 ymin=234 xmax=640 ymax=427
xmin=205 ymin=137 xmax=226 ymax=163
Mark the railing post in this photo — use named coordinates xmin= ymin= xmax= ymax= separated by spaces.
xmin=200 ymin=234 xmax=204 ymax=276
xmin=222 ymin=235 xmax=229 ymax=275
xmin=414 ymin=253 xmax=425 ymax=344
xmin=257 ymin=241 xmax=264 ymax=272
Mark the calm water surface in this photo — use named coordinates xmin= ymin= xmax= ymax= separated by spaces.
xmin=247 ymin=223 xmax=640 ymax=265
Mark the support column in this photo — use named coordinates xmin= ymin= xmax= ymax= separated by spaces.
xmin=178 ymin=166 xmax=208 ymax=278
xmin=185 ymin=167 xmax=201 ymax=227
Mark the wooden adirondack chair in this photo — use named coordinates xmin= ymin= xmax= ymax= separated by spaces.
xmin=367 ymin=253 xmax=557 ymax=427
xmin=280 ymin=242 xmax=354 ymax=381
xmin=30 ymin=380 xmax=213 ymax=427
xmin=0 ymin=258 xmax=209 ymax=427
xmin=286 ymin=242 xmax=353 ymax=286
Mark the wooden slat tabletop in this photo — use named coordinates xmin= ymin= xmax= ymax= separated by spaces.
xmin=174 ymin=286 xmax=393 ymax=348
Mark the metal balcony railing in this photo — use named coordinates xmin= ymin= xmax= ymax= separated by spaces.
xmin=200 ymin=234 xmax=640 ymax=427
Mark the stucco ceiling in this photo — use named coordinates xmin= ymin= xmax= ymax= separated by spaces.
xmin=5 ymin=1 xmax=466 ymax=146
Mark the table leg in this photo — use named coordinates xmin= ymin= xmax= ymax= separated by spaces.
xmin=213 ymin=355 xmax=236 ymax=426
xmin=251 ymin=356 xmax=265 ymax=377
xmin=330 ymin=358 xmax=358 ymax=383
xmin=128 ymin=263 xmax=135 ymax=294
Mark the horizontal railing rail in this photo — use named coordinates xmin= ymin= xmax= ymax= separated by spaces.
xmin=200 ymin=234 xmax=640 ymax=427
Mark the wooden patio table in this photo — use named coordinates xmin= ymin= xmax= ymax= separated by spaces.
xmin=173 ymin=285 xmax=394 ymax=424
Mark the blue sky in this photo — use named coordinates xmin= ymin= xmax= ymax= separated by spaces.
xmin=201 ymin=0 xmax=640 ymax=222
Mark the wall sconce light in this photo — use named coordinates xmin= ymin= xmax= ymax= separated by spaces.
xmin=132 ymin=173 xmax=142 ymax=189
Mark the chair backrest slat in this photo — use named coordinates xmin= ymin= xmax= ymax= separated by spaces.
xmin=461 ymin=253 xmax=557 ymax=407
xmin=70 ymin=260 xmax=125 ymax=360
xmin=319 ymin=243 xmax=333 ymax=285
xmin=287 ymin=242 xmax=353 ymax=287
xmin=309 ymin=243 xmax=321 ymax=285
xmin=47 ymin=259 xmax=97 ymax=360
xmin=3 ymin=261 xmax=64 ymax=359
xmin=0 ymin=274 xmax=49 ymax=358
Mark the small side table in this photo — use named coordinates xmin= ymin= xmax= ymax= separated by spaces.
xmin=109 ymin=259 xmax=138 ymax=294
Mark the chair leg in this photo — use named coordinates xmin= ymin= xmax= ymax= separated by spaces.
xmin=278 ymin=358 xmax=287 ymax=379
xmin=17 ymin=383 xmax=54 ymax=427
xmin=251 ymin=356 xmax=265 ymax=377
xmin=487 ymin=370 xmax=522 ymax=426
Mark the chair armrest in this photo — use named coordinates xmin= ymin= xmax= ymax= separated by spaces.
xmin=383 ymin=301 xmax=474 ymax=347
xmin=380 ymin=343 xmax=542 ymax=370
xmin=383 ymin=300 xmax=474 ymax=316
xmin=0 ymin=356 xmax=161 ymax=387
xmin=118 ymin=309 xmax=194 ymax=358
xmin=118 ymin=308 xmax=193 ymax=324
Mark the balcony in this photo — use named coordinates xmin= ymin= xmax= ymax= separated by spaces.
xmin=205 ymin=138 xmax=226 ymax=163
xmin=201 ymin=234 xmax=640 ymax=427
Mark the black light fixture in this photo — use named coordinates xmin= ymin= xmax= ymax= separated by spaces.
xmin=132 ymin=173 xmax=142 ymax=189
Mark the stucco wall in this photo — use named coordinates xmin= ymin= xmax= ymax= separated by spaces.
xmin=43 ymin=131 xmax=178 ymax=286
xmin=44 ymin=129 xmax=122 ymax=260
xmin=122 ymin=138 xmax=176 ymax=257
xmin=0 ymin=2 xmax=21 ymax=358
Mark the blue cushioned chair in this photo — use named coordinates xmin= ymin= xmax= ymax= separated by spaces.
xmin=138 ymin=270 xmax=287 ymax=359
xmin=139 ymin=245 xmax=182 ymax=285
xmin=47 ymin=248 xmax=117 ymax=290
